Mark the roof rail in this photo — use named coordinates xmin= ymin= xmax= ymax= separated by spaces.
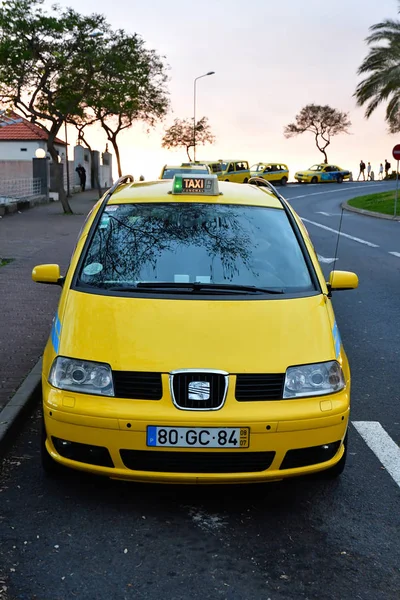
xmin=103 ymin=175 xmax=134 ymax=203
xmin=248 ymin=176 xmax=287 ymax=203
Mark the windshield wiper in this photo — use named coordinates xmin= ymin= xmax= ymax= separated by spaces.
xmin=106 ymin=281 xmax=285 ymax=294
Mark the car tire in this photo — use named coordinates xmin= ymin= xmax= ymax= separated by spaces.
xmin=311 ymin=176 xmax=318 ymax=184
xmin=337 ymin=175 xmax=344 ymax=184
xmin=243 ymin=178 xmax=248 ymax=184
xmin=280 ymin=176 xmax=288 ymax=186
xmin=321 ymin=432 xmax=348 ymax=478
xmin=41 ymin=417 xmax=64 ymax=477
xmin=225 ymin=179 xmax=229 ymax=182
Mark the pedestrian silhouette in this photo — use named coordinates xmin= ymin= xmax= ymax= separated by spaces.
xmin=367 ymin=162 xmax=371 ymax=180
xmin=75 ymin=163 xmax=86 ymax=191
xmin=357 ymin=160 xmax=366 ymax=181
xmin=379 ymin=163 xmax=384 ymax=180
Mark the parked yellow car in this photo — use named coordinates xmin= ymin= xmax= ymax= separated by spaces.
xmin=159 ymin=164 xmax=210 ymax=179
xmin=295 ymin=164 xmax=351 ymax=184
xmin=216 ymin=160 xmax=251 ymax=183
xmin=250 ymin=163 xmax=289 ymax=186
xmin=33 ymin=174 xmax=358 ymax=484
xmin=200 ymin=161 xmax=225 ymax=175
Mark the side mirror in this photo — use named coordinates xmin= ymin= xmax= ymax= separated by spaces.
xmin=328 ymin=270 xmax=358 ymax=292
xmin=32 ymin=264 xmax=63 ymax=285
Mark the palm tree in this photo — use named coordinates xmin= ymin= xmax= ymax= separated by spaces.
xmin=355 ymin=5 xmax=400 ymax=131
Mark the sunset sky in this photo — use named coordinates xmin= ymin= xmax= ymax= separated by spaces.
xmin=60 ymin=0 xmax=400 ymax=181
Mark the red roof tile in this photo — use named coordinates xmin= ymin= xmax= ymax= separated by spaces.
xmin=0 ymin=111 xmax=66 ymax=145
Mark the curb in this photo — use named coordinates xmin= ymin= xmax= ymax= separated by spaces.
xmin=0 ymin=357 xmax=42 ymax=455
xmin=342 ymin=201 xmax=400 ymax=221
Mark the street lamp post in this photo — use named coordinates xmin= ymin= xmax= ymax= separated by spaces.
xmin=64 ymin=120 xmax=70 ymax=197
xmin=193 ymin=71 xmax=215 ymax=162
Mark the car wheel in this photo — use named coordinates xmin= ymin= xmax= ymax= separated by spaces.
xmin=243 ymin=178 xmax=248 ymax=184
xmin=41 ymin=417 xmax=64 ymax=477
xmin=311 ymin=176 xmax=318 ymax=184
xmin=225 ymin=179 xmax=229 ymax=182
xmin=337 ymin=175 xmax=343 ymax=184
xmin=280 ymin=176 xmax=288 ymax=186
xmin=321 ymin=432 xmax=348 ymax=478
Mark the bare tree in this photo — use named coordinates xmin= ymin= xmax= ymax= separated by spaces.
xmin=162 ymin=117 xmax=215 ymax=161
xmin=284 ymin=104 xmax=351 ymax=163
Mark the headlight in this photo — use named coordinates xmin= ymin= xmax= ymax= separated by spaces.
xmin=283 ymin=361 xmax=345 ymax=398
xmin=49 ymin=357 xmax=114 ymax=396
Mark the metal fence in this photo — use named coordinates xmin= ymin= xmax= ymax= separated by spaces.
xmin=0 ymin=178 xmax=42 ymax=205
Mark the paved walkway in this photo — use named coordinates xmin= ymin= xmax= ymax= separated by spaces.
xmin=0 ymin=191 xmax=100 ymax=411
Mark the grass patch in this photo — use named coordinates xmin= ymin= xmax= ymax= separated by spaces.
xmin=0 ymin=258 xmax=13 ymax=268
xmin=348 ymin=190 xmax=400 ymax=216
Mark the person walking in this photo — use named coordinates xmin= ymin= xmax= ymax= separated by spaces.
xmin=75 ymin=163 xmax=86 ymax=192
xmin=367 ymin=162 xmax=372 ymax=180
xmin=357 ymin=160 xmax=366 ymax=181
xmin=379 ymin=163 xmax=384 ymax=180
xmin=384 ymin=159 xmax=391 ymax=178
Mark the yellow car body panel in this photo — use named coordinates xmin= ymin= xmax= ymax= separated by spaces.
xmin=37 ymin=179 xmax=354 ymax=484
xmin=250 ymin=163 xmax=289 ymax=185
xmin=215 ymin=160 xmax=251 ymax=183
xmin=294 ymin=164 xmax=351 ymax=183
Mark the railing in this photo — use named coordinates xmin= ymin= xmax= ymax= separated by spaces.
xmin=0 ymin=178 xmax=42 ymax=205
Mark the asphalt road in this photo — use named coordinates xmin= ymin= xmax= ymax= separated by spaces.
xmin=1 ymin=181 xmax=400 ymax=600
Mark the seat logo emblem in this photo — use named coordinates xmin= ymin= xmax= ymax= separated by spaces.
xmin=188 ymin=381 xmax=210 ymax=401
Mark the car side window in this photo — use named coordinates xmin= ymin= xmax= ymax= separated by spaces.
xmin=228 ymin=163 xmax=234 ymax=172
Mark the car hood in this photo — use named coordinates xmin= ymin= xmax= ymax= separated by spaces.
xmin=58 ymin=290 xmax=336 ymax=373
xmin=295 ymin=170 xmax=315 ymax=176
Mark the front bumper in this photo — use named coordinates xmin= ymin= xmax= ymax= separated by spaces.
xmin=43 ymin=385 xmax=349 ymax=484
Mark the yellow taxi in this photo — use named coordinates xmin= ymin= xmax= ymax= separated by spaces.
xmin=250 ymin=163 xmax=289 ymax=186
xmin=159 ymin=164 xmax=210 ymax=179
xmin=33 ymin=174 xmax=358 ymax=484
xmin=215 ymin=160 xmax=251 ymax=183
xmin=295 ymin=164 xmax=351 ymax=184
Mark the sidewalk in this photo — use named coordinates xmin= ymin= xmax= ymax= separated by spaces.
xmin=0 ymin=190 xmax=100 ymax=413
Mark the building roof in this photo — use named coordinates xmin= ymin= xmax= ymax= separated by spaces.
xmin=0 ymin=111 xmax=66 ymax=145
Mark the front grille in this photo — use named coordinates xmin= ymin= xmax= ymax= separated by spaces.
xmin=120 ymin=450 xmax=275 ymax=473
xmin=235 ymin=374 xmax=285 ymax=401
xmin=171 ymin=371 xmax=227 ymax=410
xmin=113 ymin=371 xmax=162 ymax=400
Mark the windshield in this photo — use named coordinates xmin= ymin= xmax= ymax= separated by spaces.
xmin=251 ymin=164 xmax=265 ymax=172
xmin=76 ymin=203 xmax=314 ymax=294
xmin=162 ymin=168 xmax=207 ymax=179
xmin=309 ymin=165 xmax=323 ymax=171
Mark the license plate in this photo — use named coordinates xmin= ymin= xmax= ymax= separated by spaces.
xmin=146 ymin=426 xmax=250 ymax=449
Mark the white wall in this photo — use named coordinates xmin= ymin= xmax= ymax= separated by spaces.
xmin=0 ymin=140 xmax=66 ymax=161
xmin=0 ymin=141 xmax=45 ymax=160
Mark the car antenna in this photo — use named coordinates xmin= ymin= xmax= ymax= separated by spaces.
xmin=328 ymin=206 xmax=345 ymax=297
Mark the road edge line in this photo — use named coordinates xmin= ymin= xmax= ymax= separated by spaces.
xmin=0 ymin=357 xmax=42 ymax=455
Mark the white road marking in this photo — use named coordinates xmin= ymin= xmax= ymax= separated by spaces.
xmin=317 ymin=255 xmax=338 ymax=264
xmin=352 ymin=421 xmax=400 ymax=488
xmin=301 ymin=218 xmax=379 ymax=248
xmin=289 ymin=183 xmax=390 ymax=200
xmin=316 ymin=211 xmax=332 ymax=216
xmin=389 ymin=251 xmax=400 ymax=258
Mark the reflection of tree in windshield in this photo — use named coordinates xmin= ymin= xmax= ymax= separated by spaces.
xmin=81 ymin=204 xmax=258 ymax=285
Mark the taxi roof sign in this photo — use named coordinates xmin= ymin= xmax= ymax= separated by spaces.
xmin=172 ymin=173 xmax=219 ymax=196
